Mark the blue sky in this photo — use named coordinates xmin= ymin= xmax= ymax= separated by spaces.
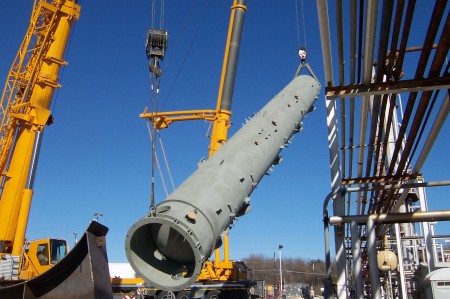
xmin=1 ymin=0 xmax=448 ymax=265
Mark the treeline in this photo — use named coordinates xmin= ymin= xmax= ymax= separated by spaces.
xmin=242 ymin=254 xmax=336 ymax=287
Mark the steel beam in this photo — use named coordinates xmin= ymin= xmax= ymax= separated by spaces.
xmin=326 ymin=77 xmax=450 ymax=98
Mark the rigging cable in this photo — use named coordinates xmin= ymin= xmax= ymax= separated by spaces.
xmin=159 ymin=0 xmax=212 ymax=111
xmin=294 ymin=0 xmax=307 ymax=49
xmin=294 ymin=0 xmax=301 ymax=48
xmin=293 ymin=0 xmax=319 ymax=82
xmin=145 ymin=121 xmax=175 ymax=197
xmin=301 ymin=0 xmax=307 ymax=49
xmin=147 ymin=0 xmax=167 ymax=213
xmin=144 ymin=0 xmax=210 ymax=211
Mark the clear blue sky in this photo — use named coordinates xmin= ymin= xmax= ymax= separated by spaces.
xmin=0 ymin=0 xmax=448 ymax=264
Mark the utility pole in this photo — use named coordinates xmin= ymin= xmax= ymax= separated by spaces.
xmin=279 ymin=245 xmax=283 ymax=297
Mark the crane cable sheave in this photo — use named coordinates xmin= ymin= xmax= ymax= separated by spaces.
xmin=146 ymin=28 xmax=168 ymax=77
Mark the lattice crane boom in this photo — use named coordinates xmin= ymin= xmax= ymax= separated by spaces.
xmin=0 ymin=0 xmax=80 ymax=257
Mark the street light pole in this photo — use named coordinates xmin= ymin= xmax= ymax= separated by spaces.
xmin=279 ymin=245 xmax=283 ymax=297
xmin=312 ymin=260 xmax=316 ymax=289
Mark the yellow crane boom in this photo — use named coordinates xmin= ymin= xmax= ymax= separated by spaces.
xmin=0 ymin=0 xmax=79 ymax=265
xmin=141 ymin=0 xmax=247 ymax=283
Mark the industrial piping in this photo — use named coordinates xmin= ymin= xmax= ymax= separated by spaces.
xmin=125 ymin=75 xmax=321 ymax=291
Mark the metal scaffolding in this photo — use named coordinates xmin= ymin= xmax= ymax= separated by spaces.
xmin=316 ymin=0 xmax=450 ymax=298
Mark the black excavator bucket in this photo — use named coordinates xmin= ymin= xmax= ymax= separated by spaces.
xmin=0 ymin=221 xmax=112 ymax=299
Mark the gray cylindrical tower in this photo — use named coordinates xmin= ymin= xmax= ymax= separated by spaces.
xmin=125 ymin=75 xmax=321 ymax=291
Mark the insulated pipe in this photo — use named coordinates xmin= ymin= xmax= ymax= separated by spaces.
xmin=329 ymin=210 xmax=450 ymax=225
xmin=335 ymin=0 xmax=346 ymax=178
xmin=392 ymin=93 xmax=450 ymax=212
xmin=317 ymin=0 xmax=347 ymax=291
xmin=126 ymin=75 xmax=320 ymax=291
xmin=317 ymin=3 xmax=345 ymax=295
xmin=316 ymin=0 xmax=333 ymax=87
xmin=349 ymin=0 xmax=357 ymax=84
xmin=356 ymin=0 xmax=378 ymax=214
xmin=390 ymin=94 xmax=450 ymax=212
xmin=323 ymin=187 xmax=347 ymax=299
xmin=417 ymin=177 xmax=436 ymax=272
xmin=348 ymin=0 xmax=357 ymax=181
xmin=351 ymin=221 xmax=363 ymax=299
xmin=413 ymin=87 xmax=450 ymax=172
xmin=367 ymin=217 xmax=381 ymax=299
xmin=394 ymin=223 xmax=408 ymax=299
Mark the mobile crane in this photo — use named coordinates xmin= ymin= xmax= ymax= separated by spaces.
xmin=133 ymin=1 xmax=253 ymax=298
xmin=124 ymin=1 xmax=320 ymax=299
xmin=0 ymin=2 xmax=320 ymax=299
xmin=0 ymin=0 xmax=79 ymax=281
xmin=144 ymin=0 xmax=247 ymax=285
xmin=111 ymin=2 xmax=252 ymax=298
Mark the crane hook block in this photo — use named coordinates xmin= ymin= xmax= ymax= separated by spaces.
xmin=145 ymin=28 xmax=169 ymax=60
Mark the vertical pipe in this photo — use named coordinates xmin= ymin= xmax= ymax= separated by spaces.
xmin=388 ymin=271 xmax=394 ymax=299
xmin=348 ymin=0 xmax=357 ymax=185
xmin=413 ymin=93 xmax=450 ymax=172
xmin=336 ymin=0 xmax=345 ymax=84
xmin=438 ymin=235 xmax=444 ymax=263
xmin=356 ymin=0 xmax=379 ymax=212
xmin=279 ymin=247 xmax=283 ymax=295
xmin=432 ymin=224 xmax=437 ymax=264
xmin=391 ymin=93 xmax=449 ymax=213
xmin=336 ymin=0 xmax=346 ymax=179
xmin=351 ymin=221 xmax=363 ymax=299
xmin=327 ymin=95 xmax=347 ymax=299
xmin=417 ymin=177 xmax=435 ymax=272
xmin=362 ymin=0 xmax=378 ymax=84
xmin=395 ymin=223 xmax=408 ymax=299
xmin=325 ymin=91 xmax=347 ymax=298
xmin=323 ymin=190 xmax=334 ymax=299
xmin=349 ymin=0 xmax=357 ymax=83
xmin=367 ymin=217 xmax=381 ymax=299
xmin=316 ymin=0 xmax=334 ymax=86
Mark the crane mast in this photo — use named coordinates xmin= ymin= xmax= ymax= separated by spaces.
xmin=0 ymin=0 xmax=80 ymax=258
xmin=209 ymin=0 xmax=246 ymax=268
xmin=140 ymin=0 xmax=247 ymax=282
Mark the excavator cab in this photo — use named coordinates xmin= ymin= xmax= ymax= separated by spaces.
xmin=20 ymin=238 xmax=68 ymax=279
